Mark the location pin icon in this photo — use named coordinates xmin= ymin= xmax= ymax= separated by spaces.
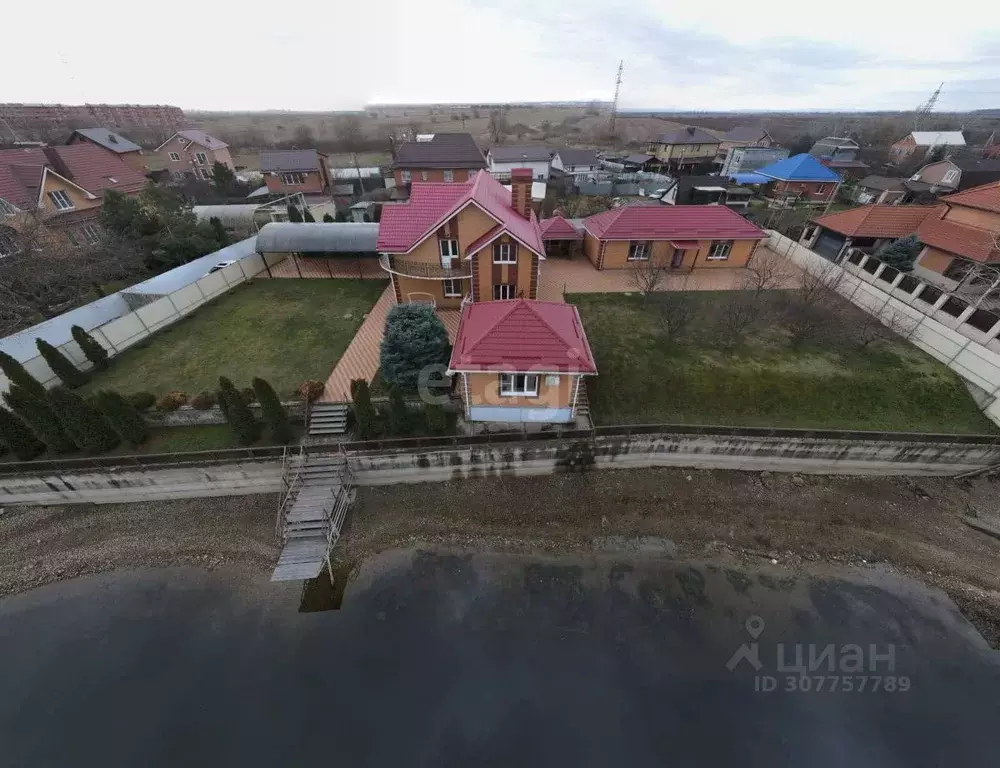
xmin=745 ymin=615 xmax=765 ymax=639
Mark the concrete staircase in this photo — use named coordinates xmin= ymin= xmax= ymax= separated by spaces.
xmin=308 ymin=402 xmax=349 ymax=437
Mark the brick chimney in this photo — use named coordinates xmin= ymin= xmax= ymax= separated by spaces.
xmin=510 ymin=168 xmax=532 ymax=218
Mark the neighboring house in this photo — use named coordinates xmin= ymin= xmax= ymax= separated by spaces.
xmin=907 ymin=157 xmax=1000 ymax=195
xmin=890 ymin=131 xmax=966 ymax=164
xmin=581 ymin=205 xmax=766 ymax=271
xmin=552 ymin=148 xmax=601 ymax=179
xmin=260 ymin=150 xmax=331 ymax=195
xmin=390 ymin=133 xmax=487 ymax=188
xmin=620 ymin=154 xmax=656 ymax=172
xmin=67 ymin=128 xmax=146 ymax=173
xmin=808 ymin=136 xmax=868 ymax=179
xmin=646 ymin=127 xmax=721 ymax=174
xmin=154 ymin=130 xmax=234 ymax=180
xmin=852 ymin=175 xmax=907 ymax=205
xmin=448 ymin=298 xmax=597 ymax=425
xmin=658 ymin=175 xmax=751 ymax=210
xmin=911 ymin=182 xmax=1000 ymax=287
xmin=376 ymin=168 xmax=545 ymax=309
xmin=714 ymin=126 xmax=774 ymax=164
xmin=752 ymin=153 xmax=842 ymax=206
xmin=0 ymin=144 xmax=148 ymax=254
xmin=800 ymin=204 xmax=941 ymax=262
xmin=718 ymin=146 xmax=789 ymax=176
xmin=487 ymin=146 xmax=553 ymax=181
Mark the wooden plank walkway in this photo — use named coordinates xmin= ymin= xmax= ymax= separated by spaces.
xmin=265 ymin=254 xmax=384 ymax=279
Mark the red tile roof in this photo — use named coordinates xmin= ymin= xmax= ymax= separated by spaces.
xmin=376 ymin=170 xmax=546 ymax=257
xmin=539 ymin=215 xmax=583 ymax=240
xmin=583 ymin=205 xmax=766 ymax=241
xmin=811 ymin=204 xmax=942 ymax=238
xmin=449 ymin=299 xmax=597 ymax=373
xmin=940 ymin=181 xmax=1000 ymax=214
xmin=916 ymin=215 xmax=1000 ymax=263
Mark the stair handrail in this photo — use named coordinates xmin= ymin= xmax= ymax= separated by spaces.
xmin=274 ymin=471 xmax=302 ymax=537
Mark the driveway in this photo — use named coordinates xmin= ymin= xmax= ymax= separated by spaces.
xmin=0 ymin=551 xmax=996 ymax=767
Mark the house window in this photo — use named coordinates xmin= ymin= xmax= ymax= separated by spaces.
xmin=942 ymin=169 xmax=959 ymax=184
xmin=494 ymin=284 xmax=515 ymax=300
xmin=816 ymin=184 xmax=827 ymax=194
xmin=47 ymin=190 xmax=74 ymax=211
xmin=195 ymin=152 xmax=208 ymax=165
xmin=168 ymin=152 xmax=181 ymax=162
xmin=196 ymin=168 xmax=212 ymax=180
xmin=280 ymin=172 xmax=306 ymax=185
xmin=0 ymin=198 xmax=16 ymax=216
xmin=707 ymin=241 xmax=732 ymax=261
xmin=443 ymin=278 xmax=462 ymax=297
xmin=499 ymin=373 xmax=539 ymax=397
xmin=79 ymin=223 xmax=102 ymax=244
xmin=401 ymin=170 xmax=412 ymax=184
xmin=443 ymin=170 xmax=454 ymax=183
xmin=421 ymin=171 xmax=428 ymax=181
xmin=493 ymin=242 xmax=516 ymax=263
xmin=439 ymin=239 xmax=459 ymax=266
xmin=627 ymin=241 xmax=651 ymax=261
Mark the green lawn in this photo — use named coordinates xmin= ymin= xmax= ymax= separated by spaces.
xmin=83 ymin=279 xmax=387 ymax=400
xmin=571 ymin=292 xmax=996 ymax=434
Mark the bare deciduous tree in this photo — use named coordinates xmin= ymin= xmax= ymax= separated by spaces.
xmin=717 ymin=294 xmax=760 ymax=347
xmin=780 ymin=262 xmax=845 ymax=347
xmin=655 ymin=276 xmax=697 ymax=340
xmin=853 ymin=304 xmax=918 ymax=348
xmin=628 ymin=250 xmax=670 ymax=298
xmin=742 ymin=248 xmax=796 ymax=297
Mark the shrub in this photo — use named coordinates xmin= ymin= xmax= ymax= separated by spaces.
xmin=303 ymin=209 xmax=316 ymax=222
xmin=425 ymin=404 xmax=450 ymax=435
xmin=36 ymin=338 xmax=88 ymax=388
xmin=71 ymin=325 xmax=109 ymax=371
xmin=253 ymin=377 xmax=294 ymax=444
xmin=287 ymin=204 xmax=303 ymax=222
xmin=48 ymin=388 xmax=120 ymax=453
xmin=298 ymin=380 xmax=324 ymax=402
xmin=322 ymin=213 xmax=335 ymax=223
xmin=0 ymin=350 xmax=46 ymax=400
xmin=379 ymin=304 xmax=450 ymax=392
xmin=217 ymin=376 xmax=260 ymax=445
xmin=386 ymin=385 xmax=411 ymax=435
xmin=93 ymin=391 xmax=149 ymax=446
xmin=127 ymin=391 xmax=156 ymax=411
xmin=241 ymin=387 xmax=257 ymax=405
xmin=3 ymin=384 xmax=77 ymax=454
xmin=155 ymin=391 xmax=189 ymax=412
xmin=189 ymin=391 xmax=216 ymax=410
xmin=350 ymin=378 xmax=378 ymax=439
xmin=0 ymin=406 xmax=46 ymax=461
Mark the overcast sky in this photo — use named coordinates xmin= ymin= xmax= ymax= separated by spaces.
xmin=7 ymin=0 xmax=1000 ymax=112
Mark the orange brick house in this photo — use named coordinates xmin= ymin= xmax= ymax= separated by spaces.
xmin=376 ymin=168 xmax=545 ymax=309
xmin=153 ymin=130 xmax=234 ymax=180
xmin=448 ymin=298 xmax=597 ymax=425
xmin=260 ymin=149 xmax=330 ymax=195
xmin=911 ymin=182 xmax=1000 ymax=285
xmin=67 ymin=128 xmax=147 ymax=173
xmin=581 ymin=205 xmax=767 ymax=271
xmin=390 ymin=133 xmax=488 ymax=189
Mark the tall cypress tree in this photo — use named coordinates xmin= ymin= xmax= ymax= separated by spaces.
xmin=303 ymin=209 xmax=316 ymax=222
xmin=3 ymin=384 xmax=77 ymax=454
xmin=71 ymin=325 xmax=110 ymax=371
xmin=217 ymin=377 xmax=260 ymax=445
xmin=0 ymin=406 xmax=45 ymax=461
xmin=287 ymin=204 xmax=303 ymax=223
xmin=93 ymin=390 xmax=149 ymax=446
xmin=36 ymin=339 xmax=88 ymax=388
xmin=0 ymin=350 xmax=46 ymax=400
xmin=49 ymin=388 xmax=120 ymax=453
xmin=209 ymin=216 xmax=229 ymax=248
xmin=322 ymin=213 xmax=335 ymax=223
xmin=253 ymin=377 xmax=294 ymax=444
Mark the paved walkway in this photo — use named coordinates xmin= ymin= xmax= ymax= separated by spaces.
xmin=266 ymin=254 xmax=384 ymax=279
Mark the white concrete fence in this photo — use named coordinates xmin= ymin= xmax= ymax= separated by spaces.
xmin=768 ymin=231 xmax=1000 ymax=427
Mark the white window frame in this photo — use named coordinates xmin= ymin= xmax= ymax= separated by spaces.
xmin=195 ymin=152 xmax=208 ymax=166
xmin=443 ymin=170 xmax=454 ymax=183
xmin=627 ymin=241 xmax=651 ymax=261
xmin=280 ymin=172 xmax=306 ymax=185
xmin=168 ymin=151 xmax=181 ymax=162
xmin=493 ymin=242 xmax=516 ymax=264
xmin=47 ymin=190 xmax=74 ymax=211
xmin=499 ymin=373 xmax=539 ymax=397
xmin=439 ymin=239 xmax=459 ymax=266
xmin=815 ymin=184 xmax=827 ymax=195
xmin=942 ymin=169 xmax=959 ymax=184
xmin=493 ymin=283 xmax=515 ymax=300
xmin=401 ymin=170 xmax=412 ymax=184
xmin=196 ymin=168 xmax=212 ymax=180
xmin=79 ymin=223 xmax=102 ymax=244
xmin=707 ymin=241 xmax=732 ymax=261
xmin=442 ymin=278 xmax=462 ymax=297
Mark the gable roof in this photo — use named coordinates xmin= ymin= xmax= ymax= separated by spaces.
xmin=857 ymin=175 xmax=906 ymax=192
xmin=449 ymin=299 xmax=597 ymax=374
xmin=653 ymin=126 xmax=720 ymax=146
xmin=376 ymin=170 xmax=545 ymax=256
xmin=582 ymin=204 xmax=766 ymax=241
xmin=70 ymin=128 xmax=142 ymax=154
xmin=260 ymin=149 xmax=325 ymax=173
xmin=539 ymin=215 xmax=583 ymax=240
xmin=811 ymin=204 xmax=941 ymax=238
xmin=392 ymin=133 xmax=487 ymax=170
xmin=624 ymin=153 xmax=655 ymax=164
xmin=556 ymin=148 xmax=600 ymax=166
xmin=909 ymin=131 xmax=965 ymax=147
xmin=917 ymin=215 xmax=1000 ymax=263
xmin=489 ymin=146 xmax=552 ymax=163
xmin=810 ymin=136 xmax=859 ymax=151
xmin=723 ymin=126 xmax=769 ymax=142
xmin=156 ymin=130 xmax=228 ymax=151
xmin=939 ymin=181 xmax=1000 ymax=213
xmin=757 ymin=153 xmax=841 ymax=182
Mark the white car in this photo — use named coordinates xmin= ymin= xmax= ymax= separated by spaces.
xmin=203 ymin=260 xmax=236 ymax=276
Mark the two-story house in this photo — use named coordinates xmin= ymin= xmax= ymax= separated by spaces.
xmin=552 ymin=148 xmax=601 ymax=179
xmin=714 ymin=126 xmax=774 ymax=165
xmin=153 ymin=130 xmax=235 ymax=180
xmin=67 ymin=128 xmax=147 ymax=173
xmin=390 ymin=133 xmax=488 ymax=189
xmin=376 ymin=168 xmax=545 ymax=309
xmin=906 ymin=157 xmax=1000 ymax=196
xmin=260 ymin=149 xmax=330 ymax=195
xmin=646 ymin=127 xmax=721 ymax=174
xmin=487 ymin=146 xmax=553 ymax=181
xmin=753 ymin=154 xmax=841 ymax=206
xmin=808 ymin=136 xmax=868 ymax=180
xmin=890 ymin=131 xmax=966 ymax=165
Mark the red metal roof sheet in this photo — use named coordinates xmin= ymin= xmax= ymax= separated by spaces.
xmin=449 ymin=299 xmax=597 ymax=373
xmin=539 ymin=215 xmax=583 ymax=240
xmin=811 ymin=204 xmax=942 ymax=238
xmin=916 ymin=215 xmax=1000 ymax=263
xmin=939 ymin=181 xmax=1000 ymax=214
xmin=583 ymin=205 xmax=766 ymax=241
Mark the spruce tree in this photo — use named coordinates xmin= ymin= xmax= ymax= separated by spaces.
xmin=209 ymin=216 xmax=229 ymax=247
xmin=379 ymin=304 xmax=450 ymax=392
xmin=71 ymin=325 xmax=109 ymax=371
xmin=93 ymin=390 xmax=149 ymax=446
xmin=877 ymin=234 xmax=922 ymax=272
xmin=48 ymin=388 xmax=120 ymax=453
xmin=3 ymin=385 xmax=77 ymax=454
xmin=36 ymin=339 xmax=88 ymax=388
xmin=287 ymin=204 xmax=303 ymax=223
xmin=217 ymin=376 xmax=260 ymax=445
xmin=0 ymin=406 xmax=45 ymax=461
xmin=0 ymin=350 xmax=46 ymax=400
xmin=252 ymin=377 xmax=294 ymax=444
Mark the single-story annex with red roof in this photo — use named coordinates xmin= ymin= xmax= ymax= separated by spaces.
xmin=581 ymin=205 xmax=767 ymax=270
xmin=448 ymin=298 xmax=597 ymax=424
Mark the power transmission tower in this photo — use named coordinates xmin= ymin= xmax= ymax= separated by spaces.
xmin=914 ymin=83 xmax=943 ymax=130
xmin=609 ymin=60 xmax=624 ymax=136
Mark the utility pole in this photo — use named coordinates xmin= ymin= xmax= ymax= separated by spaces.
xmin=609 ymin=60 xmax=624 ymax=137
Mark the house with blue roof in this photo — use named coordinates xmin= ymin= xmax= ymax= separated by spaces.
xmin=731 ymin=153 xmax=842 ymax=207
